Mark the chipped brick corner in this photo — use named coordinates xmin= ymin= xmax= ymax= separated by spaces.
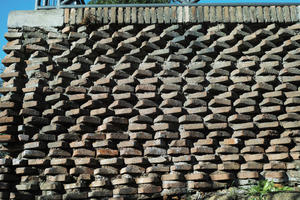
xmin=1 ymin=4 xmax=300 ymax=200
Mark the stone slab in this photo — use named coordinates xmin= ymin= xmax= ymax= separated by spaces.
xmin=298 ymin=6 xmax=300 ymax=21
xmin=8 ymin=9 xmax=64 ymax=28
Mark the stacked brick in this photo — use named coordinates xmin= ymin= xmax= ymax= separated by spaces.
xmin=1 ymin=9 xmax=300 ymax=200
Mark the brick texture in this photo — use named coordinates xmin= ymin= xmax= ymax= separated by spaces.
xmin=0 ymin=5 xmax=300 ymax=200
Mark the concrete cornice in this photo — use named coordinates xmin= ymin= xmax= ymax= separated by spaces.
xmin=8 ymin=9 xmax=64 ymax=28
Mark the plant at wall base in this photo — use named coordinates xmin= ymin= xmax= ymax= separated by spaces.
xmin=247 ymin=180 xmax=294 ymax=200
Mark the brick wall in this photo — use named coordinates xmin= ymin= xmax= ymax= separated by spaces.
xmin=0 ymin=5 xmax=300 ymax=200
xmin=65 ymin=5 xmax=300 ymax=24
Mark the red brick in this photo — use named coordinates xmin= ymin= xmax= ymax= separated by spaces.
xmin=70 ymin=141 xmax=91 ymax=148
xmin=120 ymin=148 xmax=142 ymax=157
xmin=161 ymin=173 xmax=183 ymax=181
xmin=70 ymin=166 xmax=94 ymax=175
xmin=96 ymin=148 xmax=119 ymax=157
xmin=73 ymin=149 xmax=95 ymax=157
xmin=223 ymin=138 xmax=242 ymax=146
xmin=194 ymin=139 xmax=215 ymax=146
xmin=0 ymin=135 xmax=14 ymax=142
xmin=184 ymin=172 xmax=207 ymax=181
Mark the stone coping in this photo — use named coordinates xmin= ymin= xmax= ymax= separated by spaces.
xmin=7 ymin=5 xmax=300 ymax=28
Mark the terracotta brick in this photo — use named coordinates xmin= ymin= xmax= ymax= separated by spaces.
xmin=266 ymin=145 xmax=289 ymax=153
xmin=270 ymin=137 xmax=293 ymax=145
xmin=112 ymin=177 xmax=133 ymax=185
xmin=243 ymin=154 xmax=266 ymax=162
xmin=223 ymin=138 xmax=242 ymax=146
xmin=184 ymin=172 xmax=207 ymax=181
xmin=191 ymin=146 xmax=214 ymax=154
xmin=264 ymin=161 xmax=286 ymax=170
xmin=167 ymin=147 xmax=190 ymax=155
xmin=241 ymin=162 xmax=263 ymax=170
xmin=135 ymin=175 xmax=159 ymax=184
xmin=187 ymin=181 xmax=212 ymax=189
xmin=0 ymin=135 xmax=14 ymax=142
xmin=264 ymin=171 xmax=287 ymax=179
xmin=73 ymin=149 xmax=95 ymax=157
xmin=48 ymin=149 xmax=71 ymax=158
xmin=194 ymin=139 xmax=215 ymax=146
xmin=267 ymin=153 xmax=290 ymax=161
xmin=3 ymin=18 xmax=300 ymax=199
xmin=194 ymin=162 xmax=218 ymax=170
xmin=216 ymin=146 xmax=239 ymax=154
xmin=120 ymin=148 xmax=142 ymax=157
xmin=138 ymin=184 xmax=162 ymax=194
xmin=210 ymin=171 xmax=233 ymax=181
xmin=70 ymin=141 xmax=92 ymax=148
xmin=124 ymin=157 xmax=147 ymax=165
xmin=241 ymin=146 xmax=265 ymax=154
xmin=162 ymin=181 xmax=185 ymax=189
xmin=245 ymin=138 xmax=266 ymax=146
xmin=50 ymin=158 xmax=74 ymax=166
xmin=169 ymin=139 xmax=191 ymax=147
xmin=238 ymin=171 xmax=259 ymax=179
xmin=220 ymin=154 xmax=242 ymax=162
xmin=218 ymin=162 xmax=240 ymax=171
xmin=120 ymin=165 xmax=145 ymax=174
xmin=161 ymin=173 xmax=183 ymax=181
xmin=96 ymin=148 xmax=119 ymax=157
xmin=113 ymin=186 xmax=137 ymax=195
xmin=144 ymin=147 xmax=166 ymax=156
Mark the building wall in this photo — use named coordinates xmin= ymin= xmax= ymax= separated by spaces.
xmin=0 ymin=5 xmax=300 ymax=200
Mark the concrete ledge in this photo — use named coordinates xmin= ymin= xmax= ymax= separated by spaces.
xmin=8 ymin=9 xmax=64 ymax=28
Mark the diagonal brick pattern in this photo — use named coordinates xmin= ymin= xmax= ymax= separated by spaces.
xmin=0 ymin=7 xmax=300 ymax=200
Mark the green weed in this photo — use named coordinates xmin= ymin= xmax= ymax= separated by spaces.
xmin=247 ymin=180 xmax=294 ymax=200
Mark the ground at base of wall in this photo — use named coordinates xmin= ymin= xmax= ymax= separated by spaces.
xmin=180 ymin=187 xmax=300 ymax=200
